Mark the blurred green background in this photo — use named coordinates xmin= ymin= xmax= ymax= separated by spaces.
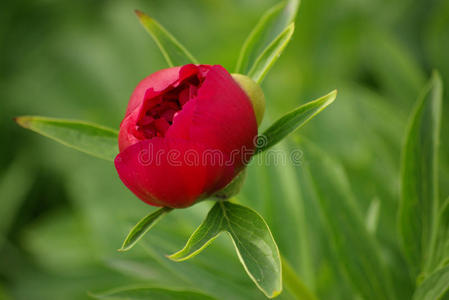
xmin=1 ymin=0 xmax=448 ymax=299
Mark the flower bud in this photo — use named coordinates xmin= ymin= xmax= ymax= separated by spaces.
xmin=231 ymin=73 xmax=265 ymax=126
xmin=115 ymin=64 xmax=258 ymax=208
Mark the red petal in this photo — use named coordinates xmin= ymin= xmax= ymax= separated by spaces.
xmin=178 ymin=88 xmax=190 ymax=106
xmin=165 ymin=97 xmax=197 ymax=140
xmin=114 ymin=137 xmax=234 ymax=208
xmin=125 ymin=67 xmax=182 ymax=118
xmin=177 ymin=64 xmax=200 ymax=84
xmin=188 ymin=65 xmax=258 ymax=170
xmin=119 ymin=110 xmax=142 ymax=152
xmin=154 ymin=118 xmax=170 ymax=136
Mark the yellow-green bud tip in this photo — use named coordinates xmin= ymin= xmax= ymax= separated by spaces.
xmin=232 ymin=73 xmax=265 ymax=127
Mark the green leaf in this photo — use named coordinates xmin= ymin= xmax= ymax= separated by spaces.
xmin=15 ymin=116 xmax=118 ymax=161
xmin=119 ymin=207 xmax=173 ymax=252
xmin=271 ymin=143 xmax=313 ymax=287
xmin=168 ymin=201 xmax=282 ymax=298
xmin=282 ymin=257 xmax=318 ymax=300
xmin=428 ymin=198 xmax=449 ymax=273
xmin=247 ymin=23 xmax=295 ymax=83
xmin=89 ymin=286 xmax=216 ymax=300
xmin=398 ymin=71 xmax=443 ymax=277
xmin=256 ymin=90 xmax=336 ymax=153
xmin=412 ymin=265 xmax=449 ymax=300
xmin=235 ymin=0 xmax=299 ymax=74
xmin=135 ymin=10 xmax=199 ymax=67
xmin=296 ymin=138 xmax=396 ymax=300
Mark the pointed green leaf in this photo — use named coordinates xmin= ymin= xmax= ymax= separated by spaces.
xmin=119 ymin=207 xmax=173 ymax=252
xmin=256 ymin=90 xmax=336 ymax=153
xmin=167 ymin=203 xmax=223 ymax=262
xmin=398 ymin=71 xmax=442 ymax=276
xmin=235 ymin=0 xmax=299 ymax=74
xmin=15 ymin=116 xmax=118 ymax=161
xmin=89 ymin=286 xmax=216 ymax=300
xmin=296 ymin=138 xmax=396 ymax=300
xmin=135 ymin=10 xmax=199 ymax=67
xmin=412 ymin=265 xmax=449 ymax=300
xmin=168 ymin=201 xmax=282 ymax=298
xmin=247 ymin=23 xmax=295 ymax=83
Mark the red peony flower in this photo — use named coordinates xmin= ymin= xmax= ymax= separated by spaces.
xmin=115 ymin=64 xmax=259 ymax=208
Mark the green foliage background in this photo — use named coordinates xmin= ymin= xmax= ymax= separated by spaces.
xmin=1 ymin=0 xmax=448 ymax=299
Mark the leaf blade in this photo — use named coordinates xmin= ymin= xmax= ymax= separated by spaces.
xmin=169 ymin=201 xmax=282 ymax=298
xmin=282 ymin=257 xmax=318 ymax=300
xmin=297 ymin=138 xmax=396 ymax=300
xmin=398 ymin=71 xmax=443 ymax=277
xmin=412 ymin=265 xmax=449 ymax=300
xmin=135 ymin=10 xmax=199 ymax=67
xmin=256 ymin=90 xmax=336 ymax=153
xmin=428 ymin=198 xmax=449 ymax=273
xmin=167 ymin=204 xmax=224 ymax=261
xmin=15 ymin=116 xmax=118 ymax=161
xmin=221 ymin=201 xmax=282 ymax=298
xmin=247 ymin=23 xmax=295 ymax=83
xmin=235 ymin=0 xmax=299 ymax=74
xmin=119 ymin=207 xmax=172 ymax=252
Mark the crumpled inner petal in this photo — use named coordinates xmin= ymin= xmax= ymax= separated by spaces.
xmin=135 ymin=65 xmax=209 ymax=140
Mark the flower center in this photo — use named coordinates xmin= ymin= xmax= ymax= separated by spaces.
xmin=136 ymin=76 xmax=201 ymax=139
